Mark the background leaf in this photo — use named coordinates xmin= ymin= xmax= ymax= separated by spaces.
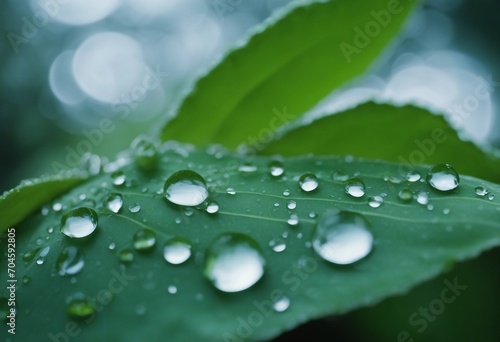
xmin=0 ymin=172 xmax=87 ymax=232
xmin=160 ymin=0 xmax=418 ymax=148
xmin=2 ymin=147 xmax=499 ymax=342
xmin=261 ymin=102 xmax=500 ymax=183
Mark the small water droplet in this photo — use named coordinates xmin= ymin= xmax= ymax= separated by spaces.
xmin=299 ymin=173 xmax=318 ymax=192
xmin=111 ymin=170 xmax=126 ymax=186
xmin=41 ymin=206 xmax=49 ymax=216
xmin=105 ymin=193 xmax=123 ymax=213
xmin=273 ymin=296 xmax=290 ymax=312
xmin=488 ymin=193 xmax=495 ymax=201
xmin=108 ymin=243 xmax=116 ymax=250
xmin=287 ymin=214 xmax=299 ymax=226
xmin=312 ymin=210 xmax=373 ymax=265
xmin=426 ymin=164 xmax=459 ymax=191
xmin=131 ymin=136 xmax=158 ymax=171
xmin=398 ymin=189 xmax=413 ymax=202
xmin=164 ymin=170 xmax=208 ymax=206
xmin=168 ymin=285 xmax=178 ymax=294
xmin=287 ymin=200 xmax=297 ymax=210
xmin=53 ymin=203 xmax=63 ymax=212
xmin=368 ymin=196 xmax=383 ymax=208
xmin=56 ymin=246 xmax=84 ymax=276
xmin=268 ymin=161 xmax=284 ymax=177
xmin=47 ymin=227 xmax=54 ymax=234
xmin=269 ymin=238 xmax=286 ymax=253
xmin=407 ymin=171 xmax=421 ymax=182
xmin=133 ymin=229 xmax=156 ymax=251
xmin=416 ymin=191 xmax=429 ymax=205
xmin=163 ymin=238 xmax=192 ymax=265
xmin=283 ymin=189 xmax=290 ymax=196
xmin=60 ymin=207 xmax=98 ymax=239
xmin=129 ymin=203 xmax=141 ymax=213
xmin=238 ymin=163 xmax=257 ymax=173
xmin=67 ymin=295 xmax=94 ymax=318
xmin=204 ymin=233 xmax=266 ymax=293
xmin=427 ymin=204 xmax=434 ymax=210
xmin=118 ymin=248 xmax=134 ymax=263
xmin=345 ymin=178 xmax=365 ymax=198
xmin=475 ymin=186 xmax=488 ymax=196
xmin=206 ymin=201 xmax=219 ymax=214
xmin=226 ymin=187 xmax=236 ymax=195
xmin=443 ymin=208 xmax=450 ymax=215
xmin=333 ymin=170 xmax=349 ymax=182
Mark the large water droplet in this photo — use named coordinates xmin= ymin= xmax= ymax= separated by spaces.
xmin=299 ymin=173 xmax=318 ymax=192
xmin=131 ymin=136 xmax=158 ymax=171
xmin=398 ymin=188 xmax=413 ymax=202
xmin=67 ymin=295 xmax=94 ymax=318
xmin=368 ymin=196 xmax=383 ymax=208
xmin=204 ymin=233 xmax=266 ymax=293
xmin=60 ymin=207 xmax=98 ymax=238
xmin=426 ymin=164 xmax=459 ymax=191
xmin=105 ymin=193 xmax=123 ymax=213
xmin=268 ymin=161 xmax=284 ymax=177
xmin=164 ymin=170 xmax=209 ymax=206
xmin=345 ymin=178 xmax=365 ymax=198
xmin=313 ymin=210 xmax=373 ymax=265
xmin=111 ymin=170 xmax=126 ymax=186
xmin=133 ymin=229 xmax=156 ymax=251
xmin=163 ymin=238 xmax=192 ymax=265
xmin=273 ymin=296 xmax=290 ymax=312
xmin=56 ymin=246 xmax=84 ymax=276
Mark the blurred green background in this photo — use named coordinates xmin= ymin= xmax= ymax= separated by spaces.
xmin=1 ymin=0 xmax=500 ymax=340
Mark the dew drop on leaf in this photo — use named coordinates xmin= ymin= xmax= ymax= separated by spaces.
xmin=56 ymin=246 xmax=84 ymax=276
xmin=111 ymin=170 xmax=126 ymax=186
xmin=108 ymin=242 xmax=116 ymax=250
xmin=226 ymin=187 xmax=236 ymax=195
xmin=168 ymin=285 xmax=178 ymax=294
xmin=368 ymin=196 xmax=383 ymax=208
xmin=80 ymin=153 xmax=101 ymax=176
xmin=398 ymin=188 xmax=413 ymax=202
xmin=105 ymin=193 xmax=123 ymax=213
xmin=203 ymin=233 xmax=266 ymax=293
xmin=131 ymin=136 xmax=158 ymax=171
xmin=312 ymin=210 xmax=373 ymax=265
xmin=488 ymin=193 xmax=495 ymax=201
xmin=206 ymin=201 xmax=219 ymax=214
xmin=22 ymin=275 xmax=31 ymax=285
xmin=164 ymin=170 xmax=208 ymax=206
xmin=287 ymin=200 xmax=297 ymax=210
xmin=475 ymin=186 xmax=487 ymax=196
xmin=426 ymin=164 xmax=459 ymax=191
xmin=416 ymin=191 xmax=429 ymax=205
xmin=129 ymin=203 xmax=141 ymax=213
xmin=238 ymin=163 xmax=257 ymax=173
xmin=133 ymin=229 xmax=156 ymax=251
xmin=269 ymin=238 xmax=286 ymax=253
xmin=163 ymin=238 xmax=192 ymax=265
xmin=118 ymin=248 xmax=134 ymax=263
xmin=299 ymin=173 xmax=318 ymax=192
xmin=273 ymin=296 xmax=290 ymax=312
xmin=53 ymin=203 xmax=62 ymax=212
xmin=67 ymin=295 xmax=94 ymax=318
xmin=333 ymin=170 xmax=349 ymax=182
xmin=283 ymin=189 xmax=290 ymax=196
xmin=60 ymin=207 xmax=98 ymax=239
xmin=268 ymin=161 xmax=284 ymax=177
xmin=345 ymin=178 xmax=365 ymax=198
xmin=406 ymin=171 xmax=421 ymax=182
xmin=287 ymin=214 xmax=299 ymax=226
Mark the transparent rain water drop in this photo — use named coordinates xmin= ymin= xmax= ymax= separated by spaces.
xmin=368 ymin=196 xmax=383 ymax=208
xmin=312 ymin=210 xmax=373 ymax=265
xmin=80 ymin=153 xmax=101 ymax=176
xmin=206 ymin=201 xmax=219 ymax=214
xmin=416 ymin=191 xmax=429 ymax=205
xmin=203 ymin=233 xmax=266 ymax=293
xmin=111 ymin=170 xmax=126 ymax=186
xmin=238 ymin=163 xmax=257 ymax=173
xmin=299 ymin=173 xmax=318 ymax=192
xmin=56 ymin=246 xmax=84 ymax=276
xmin=226 ymin=188 xmax=236 ymax=195
xmin=426 ymin=164 xmax=459 ymax=191
xmin=333 ymin=170 xmax=349 ymax=182
xmin=67 ymin=295 xmax=94 ymax=318
xmin=163 ymin=238 xmax=192 ymax=265
xmin=164 ymin=170 xmax=209 ymax=206
xmin=287 ymin=214 xmax=299 ymax=226
xmin=398 ymin=188 xmax=413 ymax=202
xmin=407 ymin=171 xmax=421 ymax=182
xmin=269 ymin=238 xmax=286 ymax=253
xmin=105 ymin=193 xmax=123 ymax=213
xmin=133 ymin=229 xmax=156 ymax=251
xmin=475 ymin=186 xmax=488 ymax=196
xmin=131 ymin=136 xmax=158 ymax=171
xmin=129 ymin=203 xmax=141 ymax=213
xmin=287 ymin=200 xmax=297 ymax=210
xmin=268 ymin=161 xmax=284 ymax=177
xmin=118 ymin=248 xmax=134 ymax=263
xmin=345 ymin=178 xmax=365 ymax=198
xmin=60 ymin=207 xmax=98 ymax=238
xmin=273 ymin=296 xmax=290 ymax=313
xmin=168 ymin=285 xmax=178 ymax=294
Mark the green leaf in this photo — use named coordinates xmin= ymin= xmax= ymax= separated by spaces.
xmin=160 ymin=0 xmax=417 ymax=148
xmin=261 ymin=102 xmax=500 ymax=183
xmin=0 ymin=172 xmax=88 ymax=233
xmin=3 ymin=148 xmax=500 ymax=342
